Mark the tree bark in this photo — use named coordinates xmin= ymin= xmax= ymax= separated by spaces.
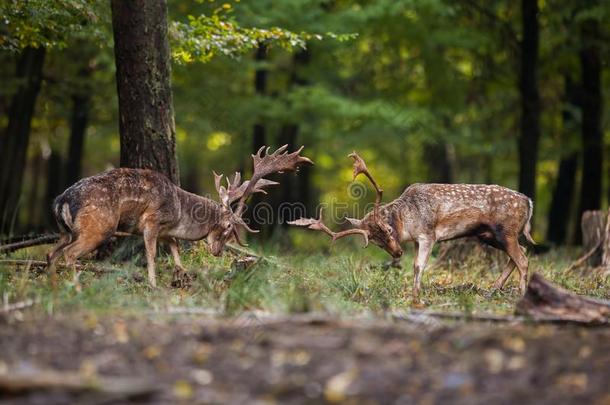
xmin=580 ymin=210 xmax=605 ymax=267
xmin=44 ymin=151 xmax=64 ymax=229
xmin=65 ymin=94 xmax=90 ymax=187
xmin=546 ymin=76 xmax=579 ymax=245
xmin=276 ymin=49 xmax=311 ymax=227
xmin=577 ymin=18 xmax=602 ymax=238
xmin=516 ymin=273 xmax=610 ymax=324
xmin=247 ymin=44 xmax=269 ymax=232
xmin=0 ymin=47 xmax=45 ymax=234
xmin=517 ymin=0 xmax=541 ymax=203
xmin=110 ymin=0 xmax=178 ymax=184
xmin=424 ymin=143 xmax=454 ymax=183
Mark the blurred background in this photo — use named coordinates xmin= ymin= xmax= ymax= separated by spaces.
xmin=0 ymin=0 xmax=608 ymax=247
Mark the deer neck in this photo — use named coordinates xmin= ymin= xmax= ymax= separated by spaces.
xmin=166 ymin=188 xmax=223 ymax=240
xmin=389 ymin=197 xmax=419 ymax=243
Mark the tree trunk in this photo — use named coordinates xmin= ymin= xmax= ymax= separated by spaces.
xmin=26 ymin=147 xmax=44 ymax=231
xmin=517 ymin=0 xmax=540 ymax=203
xmin=0 ymin=47 xmax=45 ymax=234
xmin=423 ymin=142 xmax=454 ymax=183
xmin=44 ymin=151 xmax=64 ymax=229
xmin=65 ymin=93 xmax=90 ymax=187
xmin=577 ymin=17 xmax=602 ymax=242
xmin=580 ymin=210 xmax=605 ymax=267
xmin=275 ymin=49 xmax=311 ymax=227
xmin=546 ymin=76 xmax=579 ymax=245
xmin=110 ymin=0 xmax=178 ymax=184
xmin=516 ymin=273 xmax=610 ymax=324
xmin=247 ymin=44 xmax=269 ymax=233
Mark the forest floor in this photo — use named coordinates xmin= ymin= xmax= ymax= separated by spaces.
xmin=1 ymin=238 xmax=610 ymax=403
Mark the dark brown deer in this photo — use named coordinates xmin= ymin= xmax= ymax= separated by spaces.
xmin=47 ymin=145 xmax=312 ymax=287
xmin=289 ymin=152 xmax=535 ymax=298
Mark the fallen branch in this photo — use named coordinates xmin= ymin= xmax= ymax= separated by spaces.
xmin=0 ymin=234 xmax=59 ymax=254
xmin=394 ymin=310 xmax=525 ymax=323
xmin=1 ymin=297 xmax=39 ymax=313
xmin=0 ymin=259 xmax=120 ymax=274
xmin=0 ymin=369 xmax=155 ymax=397
xmin=0 ymin=232 xmax=134 ymax=255
xmin=565 ymin=239 xmax=603 ymax=273
xmin=516 ymin=273 xmax=610 ymax=324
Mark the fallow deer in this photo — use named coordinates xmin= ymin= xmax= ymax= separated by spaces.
xmin=289 ymin=152 xmax=535 ymax=298
xmin=47 ymin=145 xmax=312 ymax=287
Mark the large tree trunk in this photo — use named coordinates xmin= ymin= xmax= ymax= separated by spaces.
xmin=110 ymin=0 xmax=178 ymax=184
xmin=44 ymin=151 xmax=64 ymax=229
xmin=65 ymin=93 xmax=90 ymax=187
xmin=546 ymin=76 xmax=578 ymax=245
xmin=423 ymin=142 xmax=454 ymax=183
xmin=517 ymin=0 xmax=541 ymax=203
xmin=275 ymin=49 xmax=312 ymax=227
xmin=0 ymin=47 xmax=45 ymax=234
xmin=576 ymin=17 xmax=602 ymax=244
xmin=247 ymin=44 xmax=269 ymax=234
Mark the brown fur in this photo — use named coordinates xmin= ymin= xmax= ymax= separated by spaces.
xmin=362 ymin=183 xmax=535 ymax=297
xmin=47 ymin=146 xmax=312 ymax=288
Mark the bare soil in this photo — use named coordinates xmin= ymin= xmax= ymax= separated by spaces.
xmin=1 ymin=313 xmax=610 ymax=404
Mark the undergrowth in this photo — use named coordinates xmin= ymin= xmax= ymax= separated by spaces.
xmin=1 ymin=236 xmax=608 ymax=318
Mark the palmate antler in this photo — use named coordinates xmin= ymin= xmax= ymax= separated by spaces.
xmin=213 ymin=145 xmax=313 ymax=244
xmin=234 ymin=145 xmax=313 ymax=216
xmin=287 ymin=208 xmax=369 ymax=246
xmin=213 ymin=171 xmax=278 ymax=208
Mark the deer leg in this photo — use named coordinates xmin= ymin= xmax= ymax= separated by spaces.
xmin=62 ymin=233 xmax=108 ymax=291
xmin=46 ymin=233 xmax=71 ymax=287
xmin=142 ymin=225 xmax=159 ymax=288
xmin=413 ymin=237 xmax=435 ymax=299
xmin=168 ymin=238 xmax=185 ymax=270
xmin=492 ymin=259 xmax=516 ymax=291
xmin=505 ymin=236 xmax=529 ymax=294
xmin=168 ymin=238 xmax=194 ymax=288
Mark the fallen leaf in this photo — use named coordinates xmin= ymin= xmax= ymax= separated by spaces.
xmin=484 ymin=349 xmax=505 ymax=374
xmin=191 ymin=369 xmax=213 ymax=385
xmin=324 ymin=367 xmax=358 ymax=403
xmin=113 ymin=320 xmax=129 ymax=344
xmin=173 ymin=380 xmax=193 ymax=400
xmin=143 ymin=345 xmax=162 ymax=360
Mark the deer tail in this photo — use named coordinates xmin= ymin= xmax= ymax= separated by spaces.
xmin=53 ymin=196 xmax=75 ymax=235
xmin=522 ymin=198 xmax=536 ymax=245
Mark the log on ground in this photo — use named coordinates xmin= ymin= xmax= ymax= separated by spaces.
xmin=515 ymin=273 xmax=610 ymax=324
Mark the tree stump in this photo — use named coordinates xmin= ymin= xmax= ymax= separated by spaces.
xmin=581 ymin=210 xmax=606 ymax=266
xmin=516 ymin=273 xmax=610 ymax=324
xmin=601 ymin=210 xmax=610 ymax=273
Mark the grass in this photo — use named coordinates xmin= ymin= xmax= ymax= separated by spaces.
xmin=1 ymin=234 xmax=609 ymax=318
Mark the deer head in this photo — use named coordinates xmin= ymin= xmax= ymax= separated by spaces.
xmin=289 ymin=152 xmax=403 ymax=258
xmin=208 ymin=145 xmax=313 ymax=255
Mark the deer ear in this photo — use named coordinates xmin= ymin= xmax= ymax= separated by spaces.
xmin=345 ymin=217 xmax=363 ymax=228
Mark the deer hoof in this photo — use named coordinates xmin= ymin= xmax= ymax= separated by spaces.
xmin=171 ymin=267 xmax=194 ymax=289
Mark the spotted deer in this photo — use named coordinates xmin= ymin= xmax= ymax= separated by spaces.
xmin=47 ymin=145 xmax=312 ymax=287
xmin=289 ymin=152 xmax=535 ymax=298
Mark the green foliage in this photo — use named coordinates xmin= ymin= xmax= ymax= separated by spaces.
xmin=0 ymin=0 xmax=108 ymax=51
xmin=170 ymin=7 xmax=355 ymax=63
xmin=2 ymin=243 xmax=609 ymax=317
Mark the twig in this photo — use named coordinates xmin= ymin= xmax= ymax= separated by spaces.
xmin=0 ymin=369 xmax=156 ymax=397
xmin=0 ymin=234 xmax=59 ymax=253
xmin=0 ymin=259 xmax=120 ymax=274
xmin=393 ymin=309 xmax=608 ymax=325
xmin=1 ymin=297 xmax=39 ymax=313
xmin=565 ymin=239 xmax=602 ymax=273
xmin=0 ymin=232 xmax=134 ymax=255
